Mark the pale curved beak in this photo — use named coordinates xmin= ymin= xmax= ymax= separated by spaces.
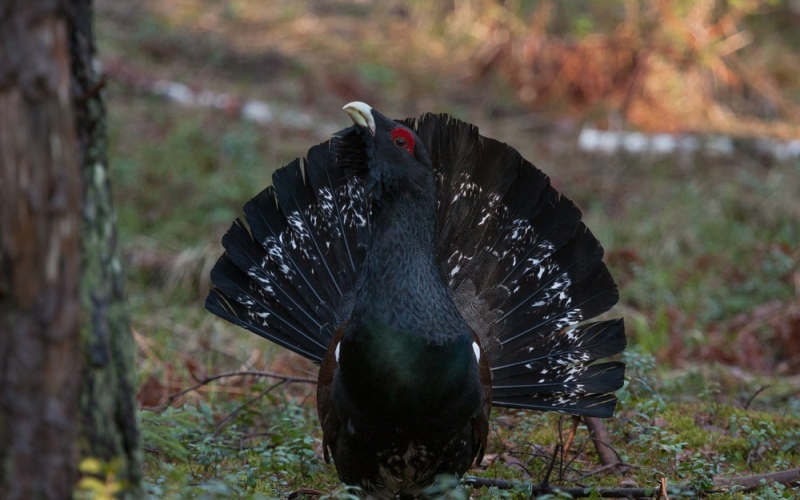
xmin=343 ymin=101 xmax=376 ymax=135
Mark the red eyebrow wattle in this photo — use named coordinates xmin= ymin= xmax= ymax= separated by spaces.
xmin=390 ymin=128 xmax=415 ymax=154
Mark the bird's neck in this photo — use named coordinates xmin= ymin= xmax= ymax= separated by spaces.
xmin=368 ymin=190 xmax=437 ymax=280
xmin=339 ymin=185 xmax=478 ymax=419
xmin=352 ymin=189 xmax=465 ymax=341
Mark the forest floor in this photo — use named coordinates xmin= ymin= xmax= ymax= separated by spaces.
xmin=93 ymin=1 xmax=800 ymax=498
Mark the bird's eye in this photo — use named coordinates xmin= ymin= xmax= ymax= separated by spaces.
xmin=390 ymin=128 xmax=415 ymax=154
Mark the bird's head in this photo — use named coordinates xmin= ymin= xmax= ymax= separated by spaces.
xmin=338 ymin=102 xmax=434 ymax=203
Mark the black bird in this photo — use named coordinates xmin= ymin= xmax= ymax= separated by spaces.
xmin=206 ymin=102 xmax=626 ymax=499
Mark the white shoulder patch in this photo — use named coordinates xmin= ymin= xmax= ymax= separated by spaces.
xmin=472 ymin=341 xmax=481 ymax=363
xmin=335 ymin=342 xmax=341 ymax=363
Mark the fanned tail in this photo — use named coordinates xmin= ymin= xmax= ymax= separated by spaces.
xmin=208 ymin=111 xmax=625 ymax=416
xmin=206 ymin=137 xmax=369 ymax=363
xmin=491 ymin=320 xmax=626 ymax=417
xmin=404 ymin=113 xmax=626 ymax=417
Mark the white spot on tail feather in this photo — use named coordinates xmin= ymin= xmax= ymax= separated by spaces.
xmin=472 ymin=342 xmax=481 ymax=363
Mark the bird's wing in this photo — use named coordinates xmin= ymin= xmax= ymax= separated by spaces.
xmin=317 ymin=323 xmax=346 ymax=462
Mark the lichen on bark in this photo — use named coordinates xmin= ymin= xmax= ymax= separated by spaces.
xmin=68 ymin=0 xmax=143 ymax=495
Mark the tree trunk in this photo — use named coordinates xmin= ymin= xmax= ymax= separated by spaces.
xmin=0 ymin=1 xmax=84 ymax=497
xmin=0 ymin=0 xmax=143 ymax=496
xmin=67 ymin=0 xmax=143 ymax=494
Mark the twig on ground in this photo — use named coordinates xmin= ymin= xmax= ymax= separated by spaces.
xmin=465 ymin=466 xmax=800 ymax=497
xmin=464 ymin=477 xmax=669 ymax=498
xmin=214 ymin=380 xmax=287 ymax=434
xmin=166 ymin=370 xmax=317 ymax=405
xmin=498 ymin=452 xmax=533 ymax=478
xmin=714 ymin=467 xmax=800 ymax=492
xmin=743 ymin=385 xmax=770 ymax=410
xmin=286 ymin=488 xmax=325 ymax=499
xmin=542 ymin=443 xmax=561 ymax=485
xmin=575 ymin=461 xmax=641 ymax=480
xmin=657 ymin=478 xmax=670 ymax=500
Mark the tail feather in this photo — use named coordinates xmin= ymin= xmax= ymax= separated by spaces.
xmin=221 ymin=217 xmax=327 ymax=338
xmin=489 ymin=321 xmax=625 ymax=418
xmin=493 ymin=355 xmax=625 ymax=418
xmin=493 ymin=389 xmax=623 ymax=418
xmin=477 ymin=175 xmax=565 ymax=290
xmin=492 ymin=319 xmax=626 ymax=377
xmin=403 ymin=115 xmax=520 ymax=270
xmin=496 ymin=225 xmax=604 ymax=320
xmin=206 ymin=255 xmax=326 ymax=360
xmin=207 ymin=141 xmax=370 ymax=363
xmin=271 ymin=159 xmax=345 ymax=302
xmin=405 ymin=114 xmax=626 ymax=416
xmin=496 ymin=228 xmax=615 ymax=352
xmin=500 ymin=266 xmax=618 ymax=352
xmin=485 ymin=188 xmax=583 ymax=293
xmin=304 ymin=141 xmax=371 ymax=289
xmin=242 ymin=186 xmax=330 ymax=313
xmin=493 ymin=362 xmax=626 ymax=397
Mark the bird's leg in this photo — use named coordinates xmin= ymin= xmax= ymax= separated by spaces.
xmin=562 ymin=415 xmax=581 ymax=456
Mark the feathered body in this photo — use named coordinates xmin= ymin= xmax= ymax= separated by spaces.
xmin=207 ymin=103 xmax=625 ymax=499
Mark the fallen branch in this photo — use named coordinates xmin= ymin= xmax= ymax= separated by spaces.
xmin=575 ymin=461 xmax=640 ymax=480
xmin=542 ymin=443 xmax=561 ymax=483
xmin=286 ymin=488 xmax=325 ymax=499
xmin=166 ymin=370 xmax=317 ymax=405
xmin=464 ymin=466 xmax=800 ymax=497
xmin=214 ymin=380 xmax=287 ymax=434
xmin=714 ymin=467 xmax=800 ymax=493
xmin=463 ymin=477 xmax=677 ymax=498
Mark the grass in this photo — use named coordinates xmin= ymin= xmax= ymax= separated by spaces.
xmin=93 ymin=0 xmax=800 ymax=497
xmin=129 ymin=348 xmax=800 ymax=499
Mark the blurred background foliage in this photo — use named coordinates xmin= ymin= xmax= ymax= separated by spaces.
xmin=93 ymin=0 xmax=800 ymax=496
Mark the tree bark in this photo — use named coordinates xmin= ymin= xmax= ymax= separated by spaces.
xmin=67 ymin=0 xmax=143 ymax=494
xmin=0 ymin=0 xmax=142 ymax=496
xmin=0 ymin=1 xmax=84 ymax=497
